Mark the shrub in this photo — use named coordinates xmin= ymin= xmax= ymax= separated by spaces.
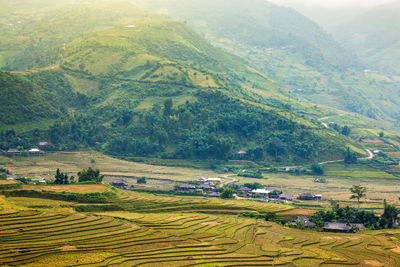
xmin=221 ymin=188 xmax=235 ymax=199
xmin=311 ymin=163 xmax=324 ymax=175
xmin=137 ymin=177 xmax=147 ymax=184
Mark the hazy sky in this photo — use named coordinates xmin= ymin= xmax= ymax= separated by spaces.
xmin=269 ymin=0 xmax=397 ymax=8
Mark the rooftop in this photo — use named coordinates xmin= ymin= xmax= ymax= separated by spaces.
xmin=252 ymin=189 xmax=271 ymax=194
xmin=112 ymin=179 xmax=128 ymax=185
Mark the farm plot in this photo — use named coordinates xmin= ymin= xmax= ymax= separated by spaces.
xmin=0 ymin=207 xmax=400 ymax=266
xmin=108 ymin=190 xmax=293 ymax=214
xmin=1 ymin=187 xmax=400 ymax=266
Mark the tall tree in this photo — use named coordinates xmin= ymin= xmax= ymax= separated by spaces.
xmin=63 ymin=173 xmax=69 ymax=185
xmin=350 ymin=185 xmax=367 ymax=210
xmin=344 ymin=147 xmax=357 ymax=164
xmin=55 ymin=168 xmax=63 ymax=184
xmin=163 ymin=99 xmax=173 ymax=117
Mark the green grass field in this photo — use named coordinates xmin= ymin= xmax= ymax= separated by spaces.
xmin=324 ymin=163 xmax=398 ymax=179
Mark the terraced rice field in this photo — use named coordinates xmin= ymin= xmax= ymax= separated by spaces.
xmin=1 ymin=209 xmax=400 ymax=266
xmin=1 ymin=185 xmax=400 ymax=266
xmin=113 ymin=190 xmax=293 ymax=214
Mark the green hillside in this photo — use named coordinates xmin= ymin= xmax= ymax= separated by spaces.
xmin=131 ymin=0 xmax=400 ymax=120
xmin=0 ymin=71 xmax=60 ymax=125
xmin=0 ymin=0 xmax=364 ymax=163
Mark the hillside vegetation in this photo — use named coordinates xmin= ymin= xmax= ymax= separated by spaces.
xmin=0 ymin=0 xmax=365 ymax=163
xmin=132 ymin=0 xmax=400 ymax=120
xmin=0 ymin=71 xmax=60 ymax=125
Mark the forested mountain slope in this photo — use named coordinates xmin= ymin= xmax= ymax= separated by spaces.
xmin=132 ymin=0 xmax=400 ymax=120
xmin=0 ymin=0 xmax=364 ymax=163
xmin=0 ymin=71 xmax=59 ymax=125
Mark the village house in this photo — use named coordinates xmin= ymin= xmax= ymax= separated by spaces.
xmin=6 ymin=175 xmax=17 ymax=180
xmin=111 ymin=179 xmax=129 ymax=189
xmin=237 ymin=186 xmax=252 ymax=197
xmin=198 ymin=177 xmax=207 ymax=183
xmin=208 ymin=192 xmax=221 ymax=198
xmin=292 ymin=216 xmax=316 ymax=228
xmin=314 ymin=194 xmax=323 ymax=201
xmin=198 ymin=183 xmax=215 ymax=191
xmin=299 ymin=193 xmax=314 ymax=201
xmin=195 ymin=189 xmax=204 ymax=194
xmin=323 ymin=222 xmax=366 ymax=233
xmin=29 ymin=148 xmax=45 ymax=156
xmin=179 ymin=184 xmax=196 ymax=192
xmin=279 ymin=194 xmax=296 ymax=201
xmin=31 ymin=178 xmax=46 ymax=184
xmin=7 ymin=148 xmax=20 ymax=156
xmin=252 ymin=188 xmax=271 ymax=197
xmin=198 ymin=177 xmax=221 ymax=184
xmin=38 ymin=142 xmax=55 ymax=150
xmin=206 ymin=178 xmax=221 ymax=184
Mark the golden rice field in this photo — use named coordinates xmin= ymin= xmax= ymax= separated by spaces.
xmin=0 ymin=186 xmax=399 ymax=266
xmin=0 ymin=208 xmax=400 ymax=266
xmin=0 ymin=180 xmax=17 ymax=185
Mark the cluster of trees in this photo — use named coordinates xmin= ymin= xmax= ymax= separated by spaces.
xmin=78 ymin=167 xmax=104 ymax=183
xmin=137 ymin=177 xmax=147 ymax=184
xmin=221 ymin=188 xmax=235 ymax=199
xmin=311 ymin=185 xmax=400 ymax=230
xmin=310 ymin=206 xmax=379 ymax=229
xmin=54 ymin=169 xmax=73 ymax=184
xmin=344 ymin=147 xmax=358 ymax=164
xmin=311 ymin=163 xmax=324 ymax=175
xmin=54 ymin=167 xmax=103 ymax=184
xmin=330 ymin=123 xmax=351 ymax=136
xmin=310 ymin=200 xmax=399 ymax=230
xmin=0 ymin=168 xmax=10 ymax=179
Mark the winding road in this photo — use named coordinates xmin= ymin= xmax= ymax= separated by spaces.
xmin=318 ymin=115 xmax=374 ymax=163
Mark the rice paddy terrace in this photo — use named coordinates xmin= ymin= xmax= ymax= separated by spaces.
xmin=0 ymin=187 xmax=400 ymax=266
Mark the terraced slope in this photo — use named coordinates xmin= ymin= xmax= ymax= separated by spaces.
xmin=1 ymin=209 xmax=400 ymax=266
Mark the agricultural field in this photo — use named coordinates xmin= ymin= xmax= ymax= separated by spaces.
xmin=0 ymin=189 xmax=400 ymax=266
xmin=0 ymin=180 xmax=17 ymax=185
xmin=0 ymin=151 xmax=221 ymax=182
xmin=2 ymin=150 xmax=400 ymax=210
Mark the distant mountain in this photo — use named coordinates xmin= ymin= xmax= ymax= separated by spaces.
xmin=131 ymin=0 xmax=400 ymax=120
xmin=133 ymin=0 xmax=357 ymax=71
xmin=332 ymin=1 xmax=400 ymax=74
